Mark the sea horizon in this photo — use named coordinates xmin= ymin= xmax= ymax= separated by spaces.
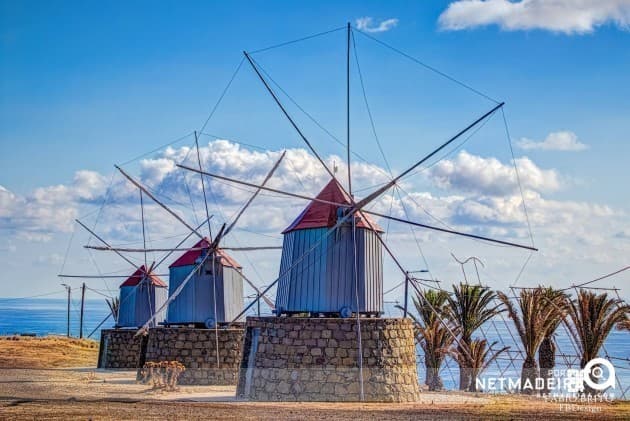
xmin=2 ymin=297 xmax=628 ymax=397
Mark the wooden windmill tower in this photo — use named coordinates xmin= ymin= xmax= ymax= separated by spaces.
xmin=275 ymin=178 xmax=384 ymax=317
xmin=166 ymin=238 xmax=244 ymax=328
xmin=117 ymin=264 xmax=168 ymax=328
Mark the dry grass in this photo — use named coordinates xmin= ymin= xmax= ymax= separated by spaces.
xmin=0 ymin=335 xmax=99 ymax=368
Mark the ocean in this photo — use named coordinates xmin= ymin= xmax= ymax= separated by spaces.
xmin=1 ymin=298 xmax=628 ymax=397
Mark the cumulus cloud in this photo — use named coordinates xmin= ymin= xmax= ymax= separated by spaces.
xmin=0 ymin=141 xmax=390 ymax=243
xmin=517 ymin=131 xmax=588 ymax=151
xmin=0 ymin=172 xmax=112 ymax=243
xmin=1 ymin=139 xmax=626 ymax=274
xmin=438 ymin=0 xmax=630 ymax=34
xmin=451 ymin=190 xmax=615 ymax=228
xmin=355 ymin=17 xmax=399 ymax=33
xmin=428 ymin=150 xmax=561 ymax=196
xmin=4 ymin=140 xmax=630 ymax=299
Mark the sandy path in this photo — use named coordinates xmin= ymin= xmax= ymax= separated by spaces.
xmin=0 ymin=368 xmax=486 ymax=403
xmin=1 ymin=368 xmax=628 ymax=420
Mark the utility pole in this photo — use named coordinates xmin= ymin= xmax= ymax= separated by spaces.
xmin=257 ymin=292 xmax=261 ymax=316
xmin=404 ymin=270 xmax=429 ymax=318
xmin=403 ymin=272 xmax=409 ymax=318
xmin=61 ymin=284 xmax=71 ymax=337
xmin=79 ymin=282 xmax=86 ymax=339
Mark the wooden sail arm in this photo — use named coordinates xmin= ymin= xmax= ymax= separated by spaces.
xmin=352 ymin=102 xmax=504 ymax=211
xmin=244 ymin=52 xmax=337 ymax=182
xmin=177 ymin=168 xmax=538 ymax=252
xmin=154 ymin=216 xmax=213 ymax=269
xmin=364 ymin=211 xmax=538 ymax=252
xmin=84 ymin=245 xmax=282 ymax=253
xmin=115 ymin=165 xmax=204 ymax=240
xmin=223 ymin=150 xmax=286 ymax=238
xmin=244 ymin=49 xmax=504 ymax=216
xmin=240 ymin=271 xmax=275 ymax=310
xmin=58 ymin=274 xmax=169 ymax=279
xmin=75 ymin=219 xmax=140 ymax=271
xmin=176 ymin=164 xmax=350 ymax=208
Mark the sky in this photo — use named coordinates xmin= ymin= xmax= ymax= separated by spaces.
xmin=1 ymin=0 xmax=629 ymax=302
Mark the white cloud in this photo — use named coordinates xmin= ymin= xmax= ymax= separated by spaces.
xmin=36 ymin=253 xmax=64 ymax=266
xmin=0 ymin=173 xmax=109 ymax=242
xmin=451 ymin=189 xmax=615 ymax=228
xmin=355 ymin=17 xmax=399 ymax=33
xmin=2 ymin=140 xmax=630 ymax=300
xmin=517 ymin=131 xmax=588 ymax=151
xmin=0 ymin=142 xmax=613 ymax=246
xmin=428 ymin=150 xmax=561 ymax=195
xmin=438 ymin=0 xmax=630 ymax=34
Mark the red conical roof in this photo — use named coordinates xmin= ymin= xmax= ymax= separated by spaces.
xmin=169 ymin=237 xmax=242 ymax=269
xmin=120 ymin=265 xmax=167 ymax=288
xmin=282 ymin=178 xmax=383 ymax=234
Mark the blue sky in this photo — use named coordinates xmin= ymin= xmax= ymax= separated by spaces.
xmin=1 ymin=1 xmax=629 ymax=299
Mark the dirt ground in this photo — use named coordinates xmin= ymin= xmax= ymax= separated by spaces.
xmin=0 ymin=336 xmax=628 ymax=420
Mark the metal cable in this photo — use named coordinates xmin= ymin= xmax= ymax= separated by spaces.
xmin=353 ymin=27 xmax=500 ymax=104
xmin=249 ymin=26 xmax=346 ymax=54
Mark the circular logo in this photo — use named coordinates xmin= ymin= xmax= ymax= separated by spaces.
xmin=583 ymin=358 xmax=616 ymax=391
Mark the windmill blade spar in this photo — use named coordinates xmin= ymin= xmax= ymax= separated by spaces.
xmin=175 ymin=169 xmax=537 ymax=251
xmin=116 ymin=165 xmax=204 ymax=240
xmin=223 ymin=150 xmax=286 ymax=238
xmin=75 ymin=219 xmax=140 ymax=271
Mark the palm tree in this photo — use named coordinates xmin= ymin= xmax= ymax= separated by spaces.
xmin=106 ymin=296 xmax=120 ymax=324
xmin=445 ymin=283 xmax=505 ymax=391
xmin=618 ymin=318 xmax=630 ymax=331
xmin=565 ymin=289 xmax=630 ymax=393
xmin=450 ymin=338 xmax=508 ymax=392
xmin=407 ymin=289 xmax=457 ymax=391
xmin=498 ymin=288 xmax=568 ymax=394
xmin=537 ymin=287 xmax=570 ymax=395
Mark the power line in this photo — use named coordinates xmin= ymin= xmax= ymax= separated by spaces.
xmin=0 ymin=290 xmax=65 ymax=302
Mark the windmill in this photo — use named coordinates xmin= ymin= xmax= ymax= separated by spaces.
xmin=179 ymin=100 xmax=535 ymax=326
xmin=178 ymin=23 xmax=538 ymax=402
xmin=113 ymin=150 xmax=285 ymax=332
xmin=59 ymin=196 xmax=208 ymax=331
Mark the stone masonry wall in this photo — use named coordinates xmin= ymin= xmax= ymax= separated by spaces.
xmin=236 ymin=317 xmax=420 ymax=402
xmin=98 ymin=329 xmax=147 ymax=369
xmin=143 ymin=326 xmax=244 ymax=385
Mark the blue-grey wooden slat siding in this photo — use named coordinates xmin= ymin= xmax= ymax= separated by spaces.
xmin=275 ymin=226 xmax=383 ymax=314
xmin=152 ymin=286 xmax=168 ymax=324
xmin=118 ymin=283 xmax=167 ymax=327
xmin=117 ymin=286 xmax=136 ymax=327
xmin=223 ymin=267 xmax=245 ymax=322
xmin=166 ymin=262 xmax=244 ymax=324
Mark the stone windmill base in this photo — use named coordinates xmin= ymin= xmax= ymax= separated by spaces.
xmin=142 ymin=325 xmax=245 ymax=385
xmin=98 ymin=329 xmax=148 ymax=369
xmin=236 ymin=317 xmax=420 ymax=402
